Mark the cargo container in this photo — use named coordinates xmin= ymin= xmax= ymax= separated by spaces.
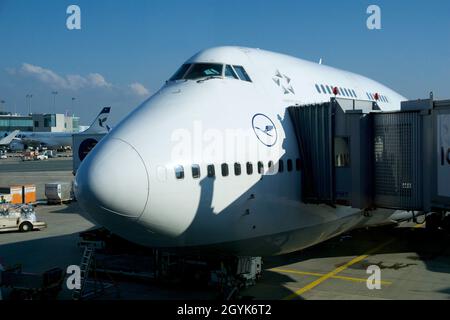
xmin=45 ymin=182 xmax=73 ymax=204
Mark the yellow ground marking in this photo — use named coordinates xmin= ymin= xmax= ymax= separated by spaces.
xmin=283 ymin=238 xmax=396 ymax=300
xmin=272 ymin=268 xmax=392 ymax=285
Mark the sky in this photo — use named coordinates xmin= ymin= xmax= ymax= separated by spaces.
xmin=0 ymin=0 xmax=449 ymax=125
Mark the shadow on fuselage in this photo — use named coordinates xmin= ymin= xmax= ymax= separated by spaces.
xmin=160 ymin=106 xmax=450 ymax=294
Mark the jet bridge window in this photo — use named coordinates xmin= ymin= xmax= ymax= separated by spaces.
xmin=335 ymin=137 xmax=350 ymax=167
xmin=233 ymin=66 xmax=252 ymax=82
xmin=184 ymin=63 xmax=223 ymax=80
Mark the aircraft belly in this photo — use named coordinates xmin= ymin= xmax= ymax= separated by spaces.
xmin=116 ymin=206 xmax=369 ymax=256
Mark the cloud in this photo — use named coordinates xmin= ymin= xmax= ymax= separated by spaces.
xmin=19 ymin=63 xmax=111 ymax=90
xmin=21 ymin=63 xmax=67 ymax=88
xmin=129 ymin=82 xmax=150 ymax=96
xmin=88 ymin=73 xmax=112 ymax=88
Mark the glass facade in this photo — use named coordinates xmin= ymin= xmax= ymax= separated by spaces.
xmin=44 ymin=114 xmax=56 ymax=127
xmin=0 ymin=116 xmax=34 ymax=131
xmin=72 ymin=117 xmax=80 ymax=132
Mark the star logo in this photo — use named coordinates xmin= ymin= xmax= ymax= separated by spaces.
xmin=272 ymin=70 xmax=295 ymax=95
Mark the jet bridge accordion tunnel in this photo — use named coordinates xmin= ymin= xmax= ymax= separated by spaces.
xmin=288 ymin=97 xmax=450 ymax=213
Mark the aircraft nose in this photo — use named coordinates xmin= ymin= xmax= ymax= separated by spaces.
xmin=74 ymin=138 xmax=149 ymax=221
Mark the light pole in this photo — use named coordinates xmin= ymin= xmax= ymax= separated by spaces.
xmin=0 ymin=100 xmax=5 ymax=113
xmin=26 ymin=94 xmax=33 ymax=114
xmin=71 ymin=97 xmax=76 ymax=110
xmin=52 ymin=91 xmax=58 ymax=114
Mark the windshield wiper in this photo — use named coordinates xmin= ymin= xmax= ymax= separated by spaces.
xmin=196 ymin=76 xmax=222 ymax=83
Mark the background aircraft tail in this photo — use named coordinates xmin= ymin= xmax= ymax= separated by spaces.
xmin=0 ymin=130 xmax=19 ymax=145
xmin=82 ymin=107 xmax=111 ymax=133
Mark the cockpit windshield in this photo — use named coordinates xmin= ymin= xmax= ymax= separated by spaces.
xmin=169 ymin=63 xmax=252 ymax=82
xmin=184 ymin=63 xmax=223 ymax=80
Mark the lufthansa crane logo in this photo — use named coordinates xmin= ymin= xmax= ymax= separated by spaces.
xmin=252 ymin=114 xmax=278 ymax=147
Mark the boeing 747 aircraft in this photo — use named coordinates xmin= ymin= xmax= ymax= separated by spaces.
xmin=75 ymin=47 xmax=408 ymax=256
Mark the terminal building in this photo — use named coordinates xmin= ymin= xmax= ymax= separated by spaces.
xmin=0 ymin=112 xmax=80 ymax=133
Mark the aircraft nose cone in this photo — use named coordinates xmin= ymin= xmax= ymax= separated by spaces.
xmin=75 ymin=138 xmax=149 ymax=221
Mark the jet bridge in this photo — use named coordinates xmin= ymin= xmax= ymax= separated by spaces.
xmin=288 ymin=96 xmax=450 ymax=214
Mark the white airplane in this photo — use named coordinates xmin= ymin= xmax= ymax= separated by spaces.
xmin=3 ymin=107 xmax=111 ymax=149
xmin=75 ymin=47 xmax=408 ymax=257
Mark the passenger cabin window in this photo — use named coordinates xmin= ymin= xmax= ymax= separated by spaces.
xmin=296 ymin=159 xmax=301 ymax=171
xmin=268 ymin=161 xmax=276 ymax=175
xmin=221 ymin=163 xmax=229 ymax=177
xmin=233 ymin=66 xmax=252 ymax=82
xmin=184 ymin=63 xmax=223 ymax=80
xmin=225 ymin=65 xmax=239 ymax=79
xmin=287 ymin=159 xmax=293 ymax=172
xmin=257 ymin=161 xmax=264 ymax=174
xmin=207 ymin=164 xmax=215 ymax=178
xmin=246 ymin=162 xmax=253 ymax=175
xmin=344 ymin=88 xmax=349 ymax=96
xmin=234 ymin=163 xmax=242 ymax=176
xmin=192 ymin=165 xmax=201 ymax=179
xmin=175 ymin=165 xmax=185 ymax=180
xmin=278 ymin=160 xmax=284 ymax=173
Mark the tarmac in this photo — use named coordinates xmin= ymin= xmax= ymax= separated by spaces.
xmin=1 ymin=157 xmax=450 ymax=300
